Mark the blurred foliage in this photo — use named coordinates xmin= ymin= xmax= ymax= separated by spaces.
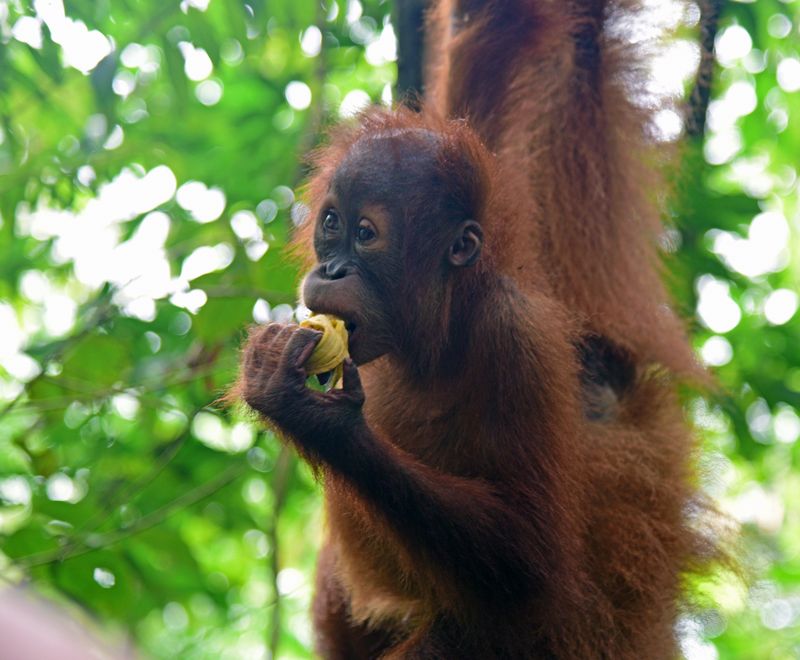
xmin=0 ymin=0 xmax=797 ymax=658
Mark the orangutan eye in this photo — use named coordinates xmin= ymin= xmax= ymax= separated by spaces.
xmin=356 ymin=220 xmax=376 ymax=244
xmin=323 ymin=210 xmax=340 ymax=232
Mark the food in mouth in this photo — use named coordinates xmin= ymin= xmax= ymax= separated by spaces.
xmin=299 ymin=314 xmax=349 ymax=388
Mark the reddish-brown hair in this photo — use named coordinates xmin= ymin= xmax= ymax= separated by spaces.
xmin=426 ymin=0 xmax=701 ymax=378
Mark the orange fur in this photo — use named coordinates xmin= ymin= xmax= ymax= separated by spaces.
xmin=426 ymin=0 xmax=701 ymax=377
xmin=233 ymin=1 xmax=725 ymax=656
xmin=284 ymin=107 xmax=718 ymax=658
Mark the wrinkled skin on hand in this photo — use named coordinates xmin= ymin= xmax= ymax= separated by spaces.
xmin=240 ymin=323 xmax=366 ymax=442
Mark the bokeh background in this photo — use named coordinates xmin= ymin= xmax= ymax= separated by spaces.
xmin=0 ymin=0 xmax=797 ymax=658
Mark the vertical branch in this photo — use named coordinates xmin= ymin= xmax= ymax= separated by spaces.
xmin=393 ymin=0 xmax=430 ymax=106
xmin=685 ymin=0 xmax=724 ymax=139
xmin=268 ymin=445 xmax=294 ymax=658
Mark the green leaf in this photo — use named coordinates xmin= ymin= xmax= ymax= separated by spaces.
xmin=60 ymin=334 xmax=131 ymax=389
xmin=191 ymin=297 xmax=254 ymax=343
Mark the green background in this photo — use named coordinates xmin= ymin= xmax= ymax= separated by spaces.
xmin=0 ymin=1 xmax=798 ymax=658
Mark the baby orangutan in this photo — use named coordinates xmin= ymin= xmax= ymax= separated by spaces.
xmin=233 ymin=109 xmax=710 ymax=658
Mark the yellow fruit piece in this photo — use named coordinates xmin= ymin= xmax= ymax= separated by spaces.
xmin=299 ymin=314 xmax=349 ymax=387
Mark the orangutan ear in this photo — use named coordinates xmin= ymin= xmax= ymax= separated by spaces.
xmin=448 ymin=220 xmax=483 ymax=267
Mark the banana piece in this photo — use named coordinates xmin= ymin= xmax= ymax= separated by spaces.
xmin=299 ymin=314 xmax=349 ymax=388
